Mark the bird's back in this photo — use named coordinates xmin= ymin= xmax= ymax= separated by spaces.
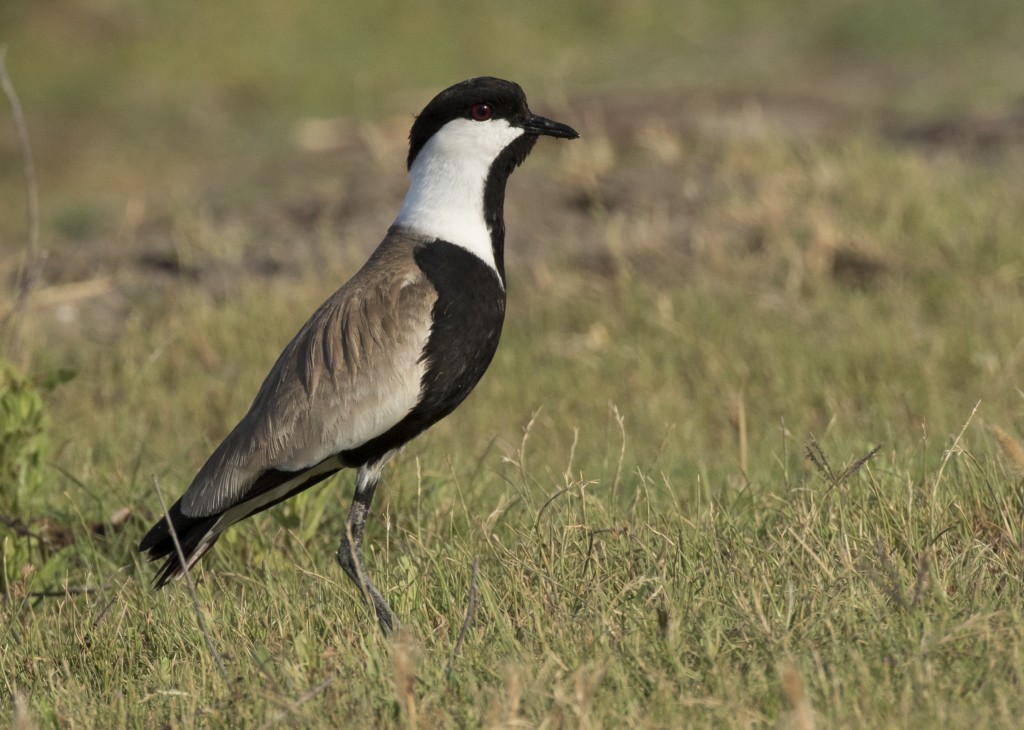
xmin=139 ymin=227 xmax=507 ymax=578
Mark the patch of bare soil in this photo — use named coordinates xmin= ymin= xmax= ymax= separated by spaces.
xmin=4 ymin=86 xmax=1023 ymax=347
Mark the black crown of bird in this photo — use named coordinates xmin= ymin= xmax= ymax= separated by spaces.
xmin=139 ymin=77 xmax=578 ymax=634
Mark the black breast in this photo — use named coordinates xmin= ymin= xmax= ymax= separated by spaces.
xmin=341 ymin=240 xmax=506 ymax=467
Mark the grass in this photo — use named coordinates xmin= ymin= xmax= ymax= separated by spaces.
xmin=4 ymin=0 xmax=1024 ymax=727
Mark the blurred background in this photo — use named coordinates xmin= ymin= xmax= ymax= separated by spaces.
xmin=2 ymin=0 xmax=1023 ymax=246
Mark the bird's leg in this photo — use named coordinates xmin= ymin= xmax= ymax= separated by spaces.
xmin=337 ymin=464 xmax=396 ymax=635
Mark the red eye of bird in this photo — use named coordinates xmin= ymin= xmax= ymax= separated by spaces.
xmin=470 ymin=103 xmax=493 ymax=121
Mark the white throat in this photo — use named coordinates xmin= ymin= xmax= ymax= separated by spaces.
xmin=393 ymin=118 xmax=524 ymax=276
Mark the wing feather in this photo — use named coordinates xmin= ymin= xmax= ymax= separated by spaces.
xmin=179 ymin=235 xmax=435 ymax=517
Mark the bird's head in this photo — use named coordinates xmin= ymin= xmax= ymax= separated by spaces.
xmin=396 ymin=77 xmax=579 ymax=278
xmin=406 ymin=77 xmax=579 ymax=172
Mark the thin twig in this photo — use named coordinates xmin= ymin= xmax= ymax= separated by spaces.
xmin=0 ymin=47 xmax=37 ymax=254
xmin=152 ymin=475 xmax=231 ymax=687
xmin=781 ymin=417 xmax=790 ymax=487
xmin=0 ymin=45 xmax=45 ymax=358
xmin=89 ymin=591 xmax=119 ymax=629
xmin=534 ymin=486 xmax=572 ymax=530
xmin=447 ymin=557 xmax=480 ymax=678
xmin=610 ymin=403 xmax=626 ymax=504
xmin=0 ymin=514 xmax=48 ymax=544
xmin=932 ymin=400 xmax=980 ymax=499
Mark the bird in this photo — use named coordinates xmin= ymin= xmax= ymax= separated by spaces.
xmin=139 ymin=77 xmax=579 ymax=634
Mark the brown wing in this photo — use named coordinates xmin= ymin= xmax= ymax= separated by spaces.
xmin=179 ymin=234 xmax=436 ymax=517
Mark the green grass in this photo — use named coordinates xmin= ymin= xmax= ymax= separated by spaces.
xmin=4 ymin=0 xmax=1024 ymax=727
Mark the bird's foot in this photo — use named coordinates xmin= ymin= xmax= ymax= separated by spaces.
xmin=337 ymin=538 xmax=397 ymax=636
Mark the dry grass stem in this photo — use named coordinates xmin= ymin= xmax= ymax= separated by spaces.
xmin=0 ymin=46 xmax=44 ymax=360
xmin=152 ymin=475 xmax=231 ymax=687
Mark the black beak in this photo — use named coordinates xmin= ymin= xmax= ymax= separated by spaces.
xmin=523 ymin=113 xmax=580 ymax=140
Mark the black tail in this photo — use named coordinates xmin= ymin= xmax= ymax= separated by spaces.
xmin=138 ymin=498 xmax=219 ymax=588
xmin=138 ymin=464 xmax=344 ymax=588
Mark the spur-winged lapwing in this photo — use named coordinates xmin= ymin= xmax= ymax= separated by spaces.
xmin=139 ymin=77 xmax=578 ymax=634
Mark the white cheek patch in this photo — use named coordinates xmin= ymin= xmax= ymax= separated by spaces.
xmin=393 ymin=118 xmax=524 ymax=276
